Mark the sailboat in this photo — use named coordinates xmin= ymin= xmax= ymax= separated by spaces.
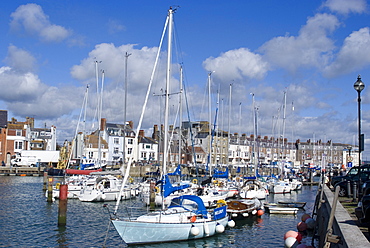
xmin=66 ymin=64 xmax=107 ymax=175
xmin=111 ymin=8 xmax=231 ymax=245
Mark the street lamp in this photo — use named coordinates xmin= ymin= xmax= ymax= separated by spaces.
xmin=354 ymin=75 xmax=365 ymax=167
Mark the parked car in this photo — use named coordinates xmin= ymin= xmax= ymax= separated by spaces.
xmin=361 ymin=180 xmax=370 ymax=196
xmin=331 ymin=164 xmax=370 ymax=187
xmin=355 ymin=194 xmax=370 ymax=232
xmin=334 ymin=171 xmax=370 ymax=197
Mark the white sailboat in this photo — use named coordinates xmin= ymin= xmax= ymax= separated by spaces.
xmin=110 ymin=8 xmax=231 ymax=245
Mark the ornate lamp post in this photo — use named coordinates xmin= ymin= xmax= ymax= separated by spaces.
xmin=354 ymin=75 xmax=365 ymax=167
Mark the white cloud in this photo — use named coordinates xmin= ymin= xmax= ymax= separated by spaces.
xmin=7 ymin=86 xmax=81 ymax=119
xmin=70 ymin=43 xmax=168 ymax=95
xmin=322 ymin=0 xmax=367 ymax=15
xmin=4 ymin=45 xmax=36 ymax=73
xmin=10 ymin=3 xmax=70 ymax=42
xmin=0 ymin=66 xmax=45 ymax=102
xmin=259 ymin=13 xmax=339 ymax=73
xmin=107 ymin=19 xmax=126 ymax=34
xmin=202 ymin=48 xmax=269 ymax=82
xmin=324 ymin=27 xmax=370 ymax=77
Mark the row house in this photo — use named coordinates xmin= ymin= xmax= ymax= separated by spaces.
xmin=74 ymin=118 xmax=158 ymax=166
xmin=101 ymin=119 xmax=136 ymax=165
xmin=295 ymin=139 xmax=352 ymax=166
xmin=176 ymin=121 xmax=354 ymax=167
xmin=0 ymin=110 xmax=58 ymax=165
xmin=152 ymin=124 xmax=180 ymax=167
xmin=137 ymin=130 xmax=157 ymax=164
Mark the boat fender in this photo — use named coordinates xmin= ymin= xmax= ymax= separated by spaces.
xmin=242 ymin=213 xmax=249 ymax=217
xmin=227 ymin=219 xmax=235 ymax=228
xmin=257 ymin=209 xmax=264 ymax=216
xmin=129 ymin=177 xmax=134 ymax=183
xmin=284 ymin=237 xmax=297 ymax=248
xmin=203 ymin=222 xmax=210 ymax=236
xmin=231 ymin=213 xmax=238 ymax=218
xmin=190 ymin=215 xmax=196 ymax=223
xmin=216 ymin=199 xmax=227 ymax=208
xmin=252 ymin=210 xmax=257 ymax=215
xmin=190 ymin=225 xmax=200 ymax=236
xmin=192 ymin=179 xmax=198 ymax=184
xmin=55 ymin=183 xmax=60 ymax=189
xmin=215 ymin=223 xmax=225 ymax=233
xmin=154 ymin=186 xmax=160 ymax=193
xmin=101 ymin=193 xmax=106 ymax=200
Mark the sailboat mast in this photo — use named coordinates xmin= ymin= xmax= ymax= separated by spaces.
xmin=123 ymin=52 xmax=131 ymax=164
xmin=163 ymin=7 xmax=174 ymax=175
xmin=228 ymin=83 xmax=232 ymax=165
xmin=178 ymin=66 xmax=183 ymax=165
xmin=98 ymin=70 xmax=105 ymax=167
xmin=282 ymin=90 xmax=287 ymax=159
xmin=251 ymin=93 xmax=256 ymax=166
xmin=207 ymin=71 xmax=213 ymax=176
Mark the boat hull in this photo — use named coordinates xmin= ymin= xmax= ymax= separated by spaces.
xmin=112 ymin=216 xmax=228 ymax=245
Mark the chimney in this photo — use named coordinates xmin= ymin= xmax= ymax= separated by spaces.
xmin=139 ymin=130 xmax=145 ymax=137
xmin=100 ymin=118 xmax=106 ymax=131
xmin=153 ymin=125 xmax=158 ymax=140
xmin=128 ymin=120 xmax=133 ymax=129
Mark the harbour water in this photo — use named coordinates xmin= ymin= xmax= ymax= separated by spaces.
xmin=0 ymin=176 xmax=318 ymax=247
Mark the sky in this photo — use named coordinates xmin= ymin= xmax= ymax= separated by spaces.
xmin=1 ymin=0 xmax=370 ymax=161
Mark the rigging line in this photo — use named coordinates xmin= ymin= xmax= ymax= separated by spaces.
xmin=91 ymin=60 xmax=102 ymax=132
xmin=167 ymin=102 xmax=180 ymax=156
xmin=113 ymin=13 xmax=170 ymax=215
xmin=67 ymin=85 xmax=90 ymax=169
xmin=183 ymin=82 xmax=198 ymax=177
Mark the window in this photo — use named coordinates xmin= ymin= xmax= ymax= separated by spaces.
xmin=15 ymin=141 xmax=23 ymax=149
xmin=128 ymin=139 xmax=133 ymax=144
xmin=114 ymin=138 xmax=119 ymax=144
xmin=146 ymin=144 xmax=151 ymax=149
xmin=16 ymin=130 xmax=22 ymax=136
xmin=128 ymin=148 xmax=132 ymax=154
xmin=141 ymin=152 xmax=146 ymax=158
xmin=88 ymin=151 xmax=93 ymax=158
xmin=114 ymin=147 xmax=119 ymax=154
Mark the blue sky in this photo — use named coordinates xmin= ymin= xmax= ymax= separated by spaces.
xmin=1 ymin=0 xmax=370 ymax=161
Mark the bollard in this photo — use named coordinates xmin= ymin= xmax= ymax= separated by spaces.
xmin=47 ymin=177 xmax=54 ymax=202
xmin=58 ymin=184 xmax=68 ymax=226
xmin=347 ymin=180 xmax=351 ymax=198
xmin=149 ymin=181 xmax=156 ymax=210
xmin=353 ymin=182 xmax=357 ymax=202
xmin=43 ymin=171 xmax=48 ymax=191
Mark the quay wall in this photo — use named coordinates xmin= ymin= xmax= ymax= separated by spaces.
xmin=317 ymin=185 xmax=369 ymax=247
xmin=0 ymin=165 xmax=283 ymax=177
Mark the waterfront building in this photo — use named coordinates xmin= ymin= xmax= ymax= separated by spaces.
xmin=0 ymin=111 xmax=58 ymax=166
xmin=137 ymin=129 xmax=158 ymax=165
xmin=100 ymin=119 xmax=136 ymax=165
xmin=81 ymin=132 xmax=109 ymax=165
